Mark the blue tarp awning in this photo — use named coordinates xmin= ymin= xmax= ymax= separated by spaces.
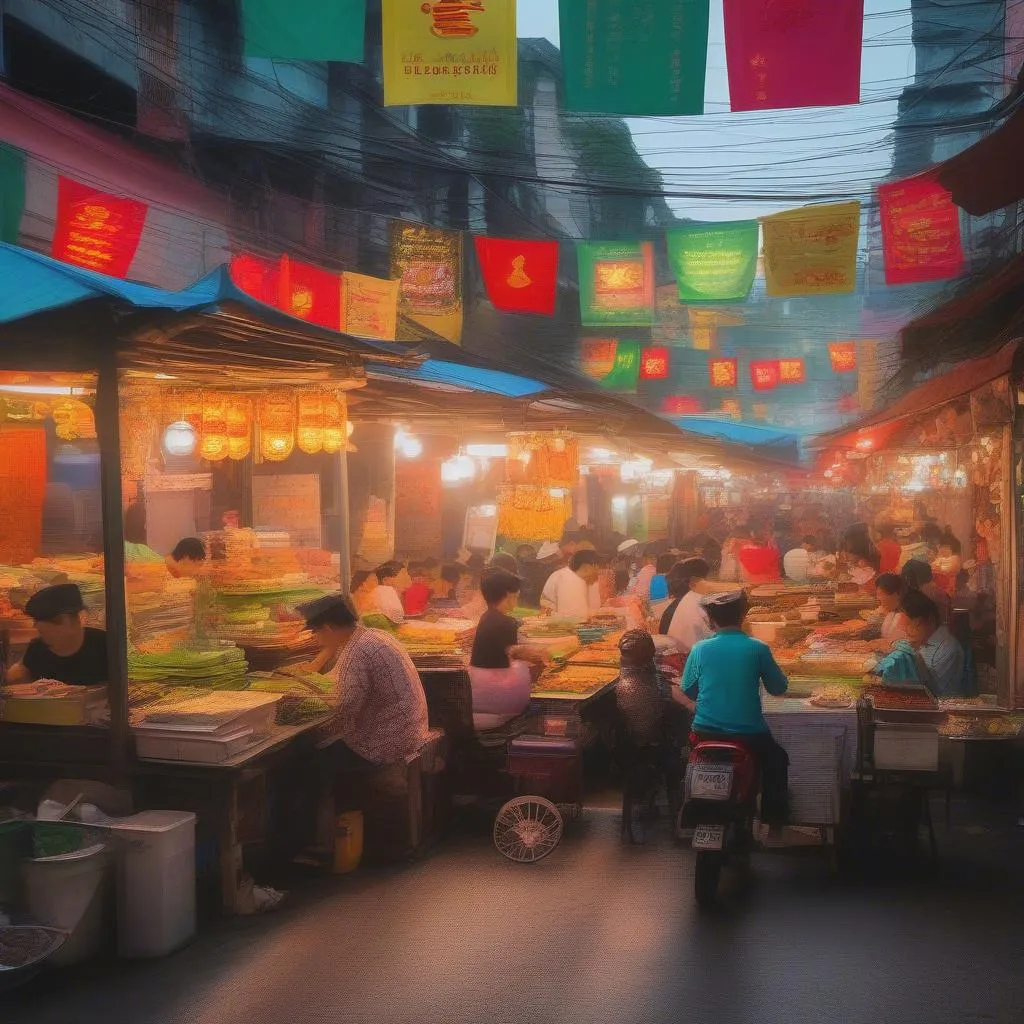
xmin=367 ymin=359 xmax=547 ymax=398
xmin=668 ymin=416 xmax=807 ymax=461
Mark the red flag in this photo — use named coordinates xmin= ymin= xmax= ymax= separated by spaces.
xmin=640 ymin=346 xmax=670 ymax=380
xmin=724 ymin=0 xmax=863 ymax=112
xmin=878 ymin=174 xmax=963 ymax=286
xmin=662 ymin=395 xmax=703 ymax=415
xmin=709 ymin=358 xmax=738 ymax=388
xmin=829 ymin=342 xmax=858 ymax=373
xmin=230 ymin=253 xmax=281 ymax=306
xmin=779 ymin=358 xmax=806 ymax=384
xmin=51 ymin=177 xmax=147 ymax=278
xmin=750 ymin=360 xmax=781 ymax=391
xmin=474 ymin=236 xmax=559 ymax=315
xmin=279 ymin=254 xmax=342 ymax=331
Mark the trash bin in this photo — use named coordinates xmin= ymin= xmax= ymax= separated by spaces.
xmin=110 ymin=811 xmax=196 ymax=958
xmin=21 ymin=842 xmax=112 ymax=966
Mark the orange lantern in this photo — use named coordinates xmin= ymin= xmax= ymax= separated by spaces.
xmin=199 ymin=394 xmax=229 ymax=461
xmin=297 ymin=391 xmax=325 ymax=455
xmin=322 ymin=393 xmax=349 ymax=454
xmin=259 ymin=393 xmax=295 ymax=462
xmin=226 ymin=396 xmax=252 ymax=460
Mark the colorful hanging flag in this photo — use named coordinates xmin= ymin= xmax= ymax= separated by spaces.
xmin=580 ymin=339 xmax=641 ymax=392
xmin=878 ymin=175 xmax=963 ymax=286
xmin=0 ymin=143 xmax=26 ymax=244
xmin=382 ymin=0 xmax=516 ymax=106
xmin=51 ymin=177 xmax=148 ymax=278
xmin=559 ymin=0 xmax=711 ymax=115
xmin=709 ymin=358 xmax=738 ymax=388
xmin=662 ymin=395 xmax=703 ymax=415
xmin=724 ymin=0 xmax=863 ymax=113
xmin=343 ymin=272 xmax=399 ymax=341
xmin=242 ymin=0 xmax=366 ymax=62
xmin=829 ymin=342 xmax=858 ymax=373
xmin=762 ymin=201 xmax=860 ymax=297
xmin=750 ymin=360 xmax=781 ymax=391
xmin=666 ymin=220 xmax=759 ymax=302
xmin=640 ymin=346 xmax=670 ymax=380
xmin=779 ymin=358 xmax=806 ymax=385
xmin=279 ymin=255 xmax=342 ymax=331
xmin=577 ymin=241 xmax=655 ymax=327
xmin=229 ymin=253 xmax=281 ymax=306
xmin=390 ymin=221 xmax=463 ymax=344
xmin=473 ymin=236 xmax=559 ymax=315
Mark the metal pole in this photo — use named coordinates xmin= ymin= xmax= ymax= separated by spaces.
xmin=337 ymin=446 xmax=352 ymax=595
xmin=95 ymin=347 xmax=129 ymax=776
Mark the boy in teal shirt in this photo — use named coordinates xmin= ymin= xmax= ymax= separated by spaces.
xmin=682 ymin=590 xmax=790 ymax=826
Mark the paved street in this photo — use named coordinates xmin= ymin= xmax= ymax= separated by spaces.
xmin=5 ymin=802 xmax=1024 ymax=1024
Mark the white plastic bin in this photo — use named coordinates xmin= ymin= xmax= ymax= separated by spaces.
xmin=21 ymin=843 xmax=111 ymax=966
xmin=110 ymin=811 xmax=196 ymax=958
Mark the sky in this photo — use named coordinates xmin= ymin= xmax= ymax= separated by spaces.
xmin=515 ymin=0 xmax=916 ymax=220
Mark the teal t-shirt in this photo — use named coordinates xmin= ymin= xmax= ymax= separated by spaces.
xmin=682 ymin=628 xmax=788 ymax=735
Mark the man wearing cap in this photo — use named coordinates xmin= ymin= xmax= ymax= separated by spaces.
xmin=7 ymin=584 xmax=108 ymax=687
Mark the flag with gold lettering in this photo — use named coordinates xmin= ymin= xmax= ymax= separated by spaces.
xmin=779 ymin=358 xmax=806 ymax=385
xmin=390 ymin=221 xmax=463 ymax=344
xmin=51 ymin=178 xmax=147 ymax=278
xmin=343 ymin=273 xmax=399 ymax=341
xmin=709 ymin=358 xmax=738 ymax=388
xmin=750 ymin=360 xmax=780 ymax=391
xmin=878 ymin=175 xmax=963 ymax=286
xmin=829 ymin=342 xmax=858 ymax=373
xmin=473 ymin=236 xmax=559 ymax=315
xmin=279 ymin=255 xmax=342 ymax=331
xmin=640 ymin=346 xmax=670 ymax=380
xmin=724 ymin=0 xmax=863 ymax=112
xmin=577 ymin=241 xmax=655 ymax=326
xmin=580 ymin=339 xmax=641 ymax=392
xmin=761 ymin=201 xmax=860 ymax=297
xmin=382 ymin=0 xmax=517 ymax=107
xmin=667 ymin=220 xmax=759 ymax=302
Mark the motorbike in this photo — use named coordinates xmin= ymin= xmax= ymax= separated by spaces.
xmin=680 ymin=733 xmax=760 ymax=907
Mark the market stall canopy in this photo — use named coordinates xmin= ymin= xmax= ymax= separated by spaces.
xmin=666 ymin=416 xmax=805 ymax=463
xmin=367 ymin=359 xmax=547 ymax=398
xmin=810 ymin=341 xmax=1019 ymax=451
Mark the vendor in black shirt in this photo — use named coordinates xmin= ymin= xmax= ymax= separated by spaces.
xmin=6 ymin=584 xmax=108 ymax=687
xmin=468 ymin=570 xmax=548 ymax=730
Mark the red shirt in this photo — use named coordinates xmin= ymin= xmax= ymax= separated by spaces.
xmin=878 ymin=539 xmax=901 ymax=574
xmin=402 ymin=582 xmax=431 ymax=616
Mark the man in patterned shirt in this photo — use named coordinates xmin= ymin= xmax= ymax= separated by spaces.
xmin=298 ymin=594 xmax=429 ymax=768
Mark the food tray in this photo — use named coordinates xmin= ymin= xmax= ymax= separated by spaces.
xmin=0 ymin=926 xmax=66 ymax=992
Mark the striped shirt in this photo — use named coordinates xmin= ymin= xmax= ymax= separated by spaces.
xmin=318 ymin=626 xmax=428 ymax=765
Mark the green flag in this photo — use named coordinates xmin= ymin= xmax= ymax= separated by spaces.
xmin=242 ymin=0 xmax=365 ymax=62
xmin=559 ymin=0 xmax=710 ymax=115
xmin=579 ymin=339 xmax=641 ymax=393
xmin=0 ymin=144 xmax=26 ymax=245
xmin=667 ymin=221 xmax=759 ymax=303
xmin=577 ymin=241 xmax=655 ymax=327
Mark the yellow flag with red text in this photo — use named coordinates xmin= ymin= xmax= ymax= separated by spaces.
xmin=382 ymin=0 xmax=517 ymax=107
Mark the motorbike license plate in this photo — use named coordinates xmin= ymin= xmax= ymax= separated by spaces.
xmin=690 ymin=765 xmax=733 ymax=801
xmin=693 ymin=825 xmax=725 ymax=851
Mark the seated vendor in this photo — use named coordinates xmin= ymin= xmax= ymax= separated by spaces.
xmin=6 ymin=584 xmax=107 ymax=686
xmin=165 ymin=537 xmax=207 ymax=578
xmin=469 ymin=570 xmax=548 ymax=730
xmin=402 ymin=562 xmax=432 ymax=617
xmin=902 ymin=589 xmax=972 ymax=699
xmin=368 ymin=561 xmax=410 ymax=626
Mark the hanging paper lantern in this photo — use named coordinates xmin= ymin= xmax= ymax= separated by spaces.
xmin=162 ymin=420 xmax=197 ymax=457
xmin=259 ymin=393 xmax=295 ymax=462
xmin=322 ymin=393 xmax=350 ymax=453
xmin=829 ymin=342 xmax=858 ymax=373
xmin=779 ymin=358 xmax=806 ymax=385
xmin=297 ymin=391 xmax=326 ymax=454
xmin=199 ymin=394 xmax=229 ymax=461
xmin=226 ymin=396 xmax=252 ymax=461
xmin=640 ymin=346 xmax=670 ymax=380
xmin=709 ymin=358 xmax=738 ymax=388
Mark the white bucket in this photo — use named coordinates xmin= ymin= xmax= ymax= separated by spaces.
xmin=21 ymin=843 xmax=111 ymax=966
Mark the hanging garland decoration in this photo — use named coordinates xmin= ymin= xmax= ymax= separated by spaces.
xmin=497 ymin=485 xmax=573 ymax=543
xmin=258 ymin=392 xmax=296 ymax=462
xmin=505 ymin=431 xmax=579 ymax=489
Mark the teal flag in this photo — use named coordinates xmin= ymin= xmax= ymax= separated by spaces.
xmin=580 ymin=339 xmax=641 ymax=393
xmin=667 ymin=221 xmax=759 ymax=303
xmin=577 ymin=242 xmax=655 ymax=327
xmin=242 ymin=0 xmax=365 ymax=62
xmin=0 ymin=144 xmax=26 ymax=245
xmin=559 ymin=0 xmax=710 ymax=115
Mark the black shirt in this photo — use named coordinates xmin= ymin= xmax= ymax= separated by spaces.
xmin=23 ymin=627 xmax=109 ymax=686
xmin=470 ymin=609 xmax=519 ymax=670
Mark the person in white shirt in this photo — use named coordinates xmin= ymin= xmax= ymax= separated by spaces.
xmin=369 ymin=561 xmax=410 ymax=625
xmin=628 ymin=544 xmax=658 ymax=601
xmin=875 ymin=573 xmax=908 ymax=643
xmin=543 ymin=550 xmax=600 ymax=618
xmin=659 ymin=558 xmax=714 ymax=655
